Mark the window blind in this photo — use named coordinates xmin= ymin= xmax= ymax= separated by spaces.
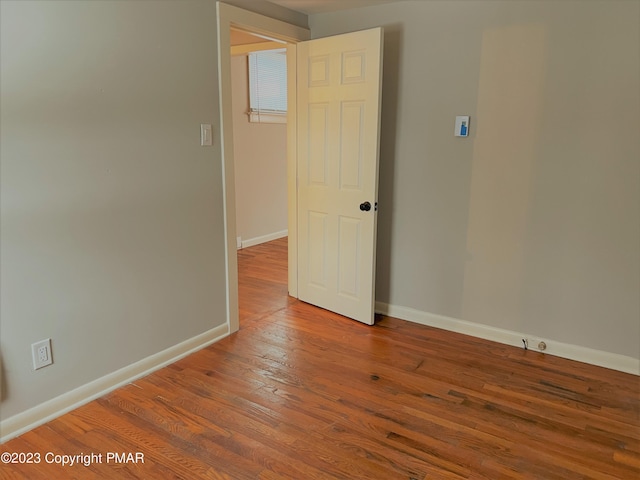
xmin=248 ymin=49 xmax=287 ymax=120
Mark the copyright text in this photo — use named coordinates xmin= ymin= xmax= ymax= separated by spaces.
xmin=1 ymin=451 xmax=145 ymax=466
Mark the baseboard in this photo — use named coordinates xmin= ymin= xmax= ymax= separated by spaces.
xmin=241 ymin=229 xmax=287 ymax=249
xmin=0 ymin=323 xmax=230 ymax=444
xmin=375 ymin=302 xmax=639 ymax=376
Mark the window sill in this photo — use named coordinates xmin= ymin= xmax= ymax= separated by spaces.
xmin=248 ymin=112 xmax=287 ymax=124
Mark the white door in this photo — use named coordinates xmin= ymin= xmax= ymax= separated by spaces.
xmin=297 ymin=28 xmax=384 ymax=325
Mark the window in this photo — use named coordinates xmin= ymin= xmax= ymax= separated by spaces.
xmin=248 ymin=49 xmax=287 ymax=123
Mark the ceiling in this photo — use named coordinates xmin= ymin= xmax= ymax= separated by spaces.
xmin=265 ymin=0 xmax=409 ymax=15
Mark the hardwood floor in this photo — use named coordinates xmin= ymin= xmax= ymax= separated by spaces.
xmin=2 ymin=237 xmax=639 ymax=479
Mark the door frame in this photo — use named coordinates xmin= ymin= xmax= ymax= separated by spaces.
xmin=216 ymin=2 xmax=310 ymax=333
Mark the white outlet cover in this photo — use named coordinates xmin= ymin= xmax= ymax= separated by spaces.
xmin=32 ymin=338 xmax=53 ymax=370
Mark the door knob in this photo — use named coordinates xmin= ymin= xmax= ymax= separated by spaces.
xmin=359 ymin=201 xmax=371 ymax=212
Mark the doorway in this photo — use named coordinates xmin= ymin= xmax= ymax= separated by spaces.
xmin=218 ymin=3 xmax=384 ymax=333
xmin=217 ymin=2 xmax=310 ymax=333
xmin=230 ymin=29 xmax=289 ymax=327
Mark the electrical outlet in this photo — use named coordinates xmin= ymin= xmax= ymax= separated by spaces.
xmin=523 ymin=337 xmax=548 ymax=353
xmin=32 ymin=339 xmax=53 ymax=370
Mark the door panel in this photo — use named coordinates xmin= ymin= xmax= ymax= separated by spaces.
xmin=308 ymin=104 xmax=329 ymax=185
xmin=338 ymin=216 xmax=361 ymax=299
xmin=308 ymin=211 xmax=328 ymax=289
xmin=297 ymin=28 xmax=383 ymax=325
xmin=340 ymin=101 xmax=365 ymax=190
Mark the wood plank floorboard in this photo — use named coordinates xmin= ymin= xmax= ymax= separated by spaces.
xmin=2 ymin=237 xmax=639 ymax=479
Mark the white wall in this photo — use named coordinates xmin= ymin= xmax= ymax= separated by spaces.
xmin=0 ymin=0 xmax=305 ymax=432
xmin=231 ymin=55 xmax=288 ymax=246
xmin=310 ymin=0 xmax=640 ymax=360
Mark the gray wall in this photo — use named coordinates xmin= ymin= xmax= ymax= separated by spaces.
xmin=0 ymin=0 xmax=304 ymax=421
xmin=1 ymin=0 xmax=637 ymax=427
xmin=310 ymin=0 xmax=640 ymax=359
xmin=231 ymin=55 xmax=288 ymax=245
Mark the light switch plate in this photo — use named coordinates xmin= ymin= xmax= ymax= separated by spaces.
xmin=201 ymin=124 xmax=212 ymax=146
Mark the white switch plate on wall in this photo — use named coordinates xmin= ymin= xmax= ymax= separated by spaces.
xmin=201 ymin=124 xmax=212 ymax=146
